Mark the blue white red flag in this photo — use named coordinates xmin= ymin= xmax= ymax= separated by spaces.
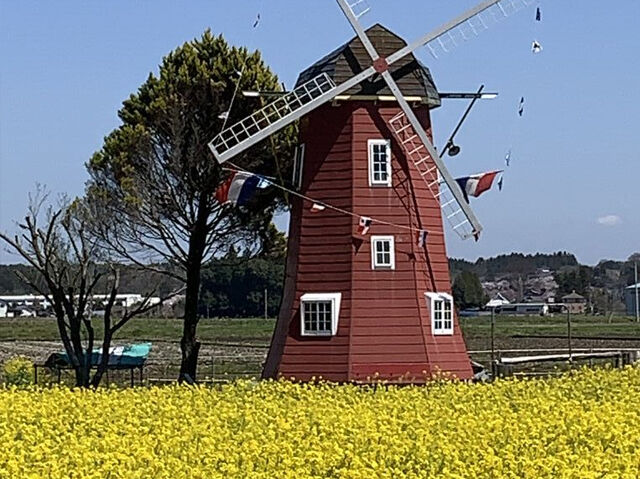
xmin=357 ymin=216 xmax=372 ymax=235
xmin=215 ymin=172 xmax=267 ymax=206
xmin=455 ymin=171 xmax=501 ymax=203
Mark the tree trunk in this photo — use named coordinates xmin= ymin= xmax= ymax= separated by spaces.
xmin=179 ymin=261 xmax=203 ymax=382
xmin=178 ymin=198 xmax=210 ymax=382
xmin=91 ymin=330 xmax=112 ymax=388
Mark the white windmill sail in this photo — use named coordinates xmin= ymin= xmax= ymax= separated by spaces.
xmin=387 ymin=0 xmax=536 ymax=63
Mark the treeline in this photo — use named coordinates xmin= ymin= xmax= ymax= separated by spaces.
xmin=450 ymin=252 xmax=578 ymax=279
xmin=2 ymin=250 xmax=638 ymax=317
xmin=0 ymin=264 xmax=181 ymax=297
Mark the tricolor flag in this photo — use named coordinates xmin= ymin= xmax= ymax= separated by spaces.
xmin=532 ymin=40 xmax=543 ymax=54
xmin=310 ymin=203 xmax=326 ymax=213
xmin=417 ymin=230 xmax=428 ymax=248
xmin=357 ymin=216 xmax=372 ymax=235
xmin=215 ymin=172 xmax=266 ymax=206
xmin=455 ymin=171 xmax=501 ymax=203
xmin=518 ymin=97 xmax=525 ymax=117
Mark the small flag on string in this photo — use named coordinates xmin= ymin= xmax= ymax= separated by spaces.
xmin=455 ymin=171 xmax=502 ymax=203
xmin=357 ymin=216 xmax=372 ymax=235
xmin=518 ymin=97 xmax=525 ymax=117
xmin=253 ymin=13 xmax=261 ymax=28
xmin=215 ymin=171 xmax=265 ymax=206
xmin=505 ymin=149 xmax=511 ymax=167
xmin=532 ymin=40 xmax=543 ymax=54
xmin=498 ymin=176 xmax=504 ymax=191
xmin=218 ymin=111 xmax=229 ymax=120
xmin=417 ymin=230 xmax=428 ymax=248
xmin=310 ymin=203 xmax=326 ymax=213
xmin=536 ymin=7 xmax=541 ymax=21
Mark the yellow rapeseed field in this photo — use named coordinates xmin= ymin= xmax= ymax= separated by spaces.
xmin=1 ymin=367 xmax=640 ymax=478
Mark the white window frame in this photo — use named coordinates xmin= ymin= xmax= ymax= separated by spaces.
xmin=300 ymin=293 xmax=342 ymax=337
xmin=371 ymin=235 xmax=395 ymax=270
xmin=425 ymin=292 xmax=454 ymax=336
xmin=368 ymin=139 xmax=392 ymax=187
xmin=292 ymin=143 xmax=305 ymax=190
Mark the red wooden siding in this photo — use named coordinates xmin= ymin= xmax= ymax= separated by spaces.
xmin=263 ymin=101 xmax=472 ymax=382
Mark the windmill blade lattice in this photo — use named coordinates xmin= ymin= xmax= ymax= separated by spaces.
xmin=209 ymin=73 xmax=336 ymax=163
xmin=389 ymin=112 xmax=477 ymax=239
xmin=346 ymin=0 xmax=371 ymax=19
xmin=423 ymin=0 xmax=536 ymax=59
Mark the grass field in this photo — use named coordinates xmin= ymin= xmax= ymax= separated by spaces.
xmin=1 ymin=314 xmax=638 ymax=344
xmin=0 ymin=317 xmax=275 ymax=344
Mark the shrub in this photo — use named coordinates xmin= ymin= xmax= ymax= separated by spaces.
xmin=2 ymin=356 xmax=34 ymax=387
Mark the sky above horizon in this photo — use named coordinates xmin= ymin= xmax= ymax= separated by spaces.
xmin=1 ymin=0 xmax=639 ymax=266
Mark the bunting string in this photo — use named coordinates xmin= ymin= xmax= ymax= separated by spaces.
xmin=224 ymin=163 xmax=443 ymax=236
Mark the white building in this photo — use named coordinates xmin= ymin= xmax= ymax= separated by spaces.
xmin=0 ymin=294 xmax=160 ymax=313
xmin=485 ymin=293 xmax=510 ymax=309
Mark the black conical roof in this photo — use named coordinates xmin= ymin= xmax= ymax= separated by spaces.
xmin=295 ymin=24 xmax=440 ymax=107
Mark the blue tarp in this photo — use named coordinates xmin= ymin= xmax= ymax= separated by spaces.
xmin=44 ymin=343 xmax=151 ymax=369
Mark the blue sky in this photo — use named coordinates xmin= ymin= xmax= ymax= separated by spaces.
xmin=1 ymin=0 xmax=638 ymax=265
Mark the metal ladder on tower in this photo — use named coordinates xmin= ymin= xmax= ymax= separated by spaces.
xmin=209 ymin=73 xmax=337 ymax=163
xmin=389 ymin=112 xmax=476 ymax=240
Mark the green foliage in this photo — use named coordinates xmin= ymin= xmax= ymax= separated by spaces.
xmin=554 ymin=266 xmax=593 ymax=297
xmin=452 ymin=270 xmax=487 ymax=309
xmin=86 ymin=29 xmax=297 ymax=262
xmin=450 ymin=252 xmax=578 ymax=280
xmin=199 ymin=227 xmax=286 ymax=318
xmin=2 ymin=357 xmax=33 ymax=387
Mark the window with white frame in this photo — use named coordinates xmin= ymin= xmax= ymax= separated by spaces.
xmin=300 ymin=293 xmax=342 ymax=336
xmin=368 ymin=139 xmax=392 ymax=186
xmin=292 ymin=143 xmax=305 ymax=190
xmin=371 ymin=236 xmax=395 ymax=270
xmin=425 ymin=292 xmax=454 ymax=335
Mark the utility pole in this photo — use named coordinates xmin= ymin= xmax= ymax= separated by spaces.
xmin=635 ymin=262 xmax=639 ymax=323
xmin=264 ymin=288 xmax=268 ymax=319
xmin=566 ymin=304 xmax=572 ymax=362
xmin=490 ymin=306 xmax=496 ymax=378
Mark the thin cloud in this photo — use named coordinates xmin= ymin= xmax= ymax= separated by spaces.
xmin=597 ymin=215 xmax=622 ymax=226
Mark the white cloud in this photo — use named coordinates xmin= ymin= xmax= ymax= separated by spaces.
xmin=597 ymin=215 xmax=622 ymax=226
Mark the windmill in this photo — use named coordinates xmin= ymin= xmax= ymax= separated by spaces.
xmin=210 ymin=0 xmax=534 ymax=382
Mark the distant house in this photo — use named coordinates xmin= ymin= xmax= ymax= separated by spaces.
xmin=486 ymin=293 xmax=510 ymax=309
xmin=625 ymin=283 xmax=640 ymax=316
xmin=0 ymin=300 xmax=7 ymax=318
xmin=562 ymin=291 xmax=587 ymax=314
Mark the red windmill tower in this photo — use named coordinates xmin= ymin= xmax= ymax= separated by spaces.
xmin=209 ymin=0 xmax=534 ymax=382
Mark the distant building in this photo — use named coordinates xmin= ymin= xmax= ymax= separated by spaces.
xmin=0 ymin=300 xmax=7 ymax=318
xmin=495 ymin=303 xmax=549 ymax=316
xmin=486 ymin=293 xmax=510 ymax=309
xmin=0 ymin=294 xmax=161 ymax=317
xmin=561 ymin=291 xmax=587 ymax=314
xmin=625 ymin=283 xmax=640 ymax=316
